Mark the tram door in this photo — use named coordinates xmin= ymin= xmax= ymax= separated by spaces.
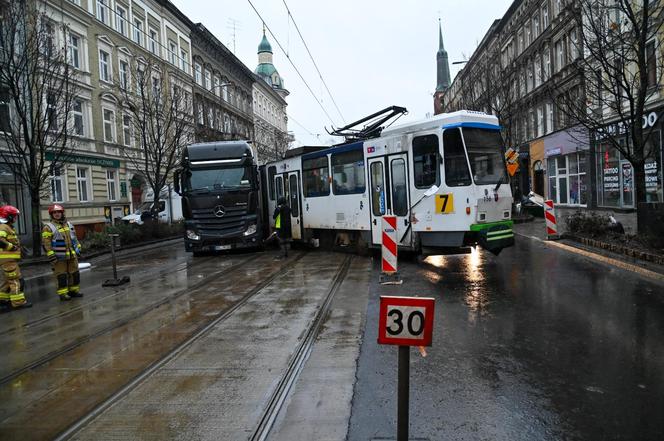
xmin=368 ymin=154 xmax=411 ymax=247
xmin=287 ymin=171 xmax=302 ymax=240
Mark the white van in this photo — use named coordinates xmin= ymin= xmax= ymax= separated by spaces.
xmin=122 ymin=185 xmax=183 ymax=225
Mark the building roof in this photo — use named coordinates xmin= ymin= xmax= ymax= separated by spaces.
xmin=258 ymin=33 xmax=273 ymax=54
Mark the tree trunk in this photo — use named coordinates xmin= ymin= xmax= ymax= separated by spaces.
xmin=30 ymin=193 xmax=42 ymax=257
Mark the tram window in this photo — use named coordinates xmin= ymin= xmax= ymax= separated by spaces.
xmin=370 ymin=162 xmax=386 ymax=216
xmin=462 ymin=128 xmax=507 ymax=185
xmin=331 ymin=149 xmax=366 ymax=195
xmin=443 ymin=128 xmax=472 ymax=186
xmin=302 ymin=156 xmax=330 ymax=197
xmin=275 ymin=176 xmax=284 ymax=201
xmin=391 ymin=159 xmax=408 ymax=216
xmin=412 ymin=135 xmax=440 ymax=189
xmin=268 ymin=166 xmax=277 ymax=200
xmin=289 ymin=174 xmax=299 ymax=217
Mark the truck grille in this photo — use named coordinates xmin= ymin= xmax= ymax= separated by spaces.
xmin=191 ymin=206 xmax=249 ymax=238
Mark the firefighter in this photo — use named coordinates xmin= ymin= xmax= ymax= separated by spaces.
xmin=0 ymin=205 xmax=31 ymax=311
xmin=272 ymin=197 xmax=292 ymax=258
xmin=42 ymin=204 xmax=83 ymax=301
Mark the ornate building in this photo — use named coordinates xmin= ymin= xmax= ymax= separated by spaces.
xmin=252 ymin=31 xmax=289 ymax=162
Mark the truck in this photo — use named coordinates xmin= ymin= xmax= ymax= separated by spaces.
xmin=122 ymin=186 xmax=183 ymax=225
xmin=174 ymin=141 xmax=263 ymax=255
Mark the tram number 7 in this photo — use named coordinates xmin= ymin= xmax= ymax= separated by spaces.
xmin=386 ymin=307 xmax=425 ymax=337
xmin=435 ymin=194 xmax=454 ymax=214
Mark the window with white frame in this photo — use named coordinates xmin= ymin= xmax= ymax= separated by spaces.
xmin=196 ymin=103 xmax=204 ymax=125
xmin=76 ymin=167 xmax=91 ymax=202
xmin=180 ymin=49 xmax=188 ymax=72
xmin=555 ymin=39 xmax=565 ymax=71
xmin=526 ymin=23 xmax=532 ymax=46
xmin=116 ymin=6 xmax=126 ymax=35
xmin=554 ymin=0 xmax=562 ymax=16
xmin=545 ymin=102 xmax=554 ymax=134
xmin=119 ymin=60 xmax=129 ymax=90
xmin=535 ymin=55 xmax=542 ymax=87
xmin=122 ymin=114 xmax=132 ymax=146
xmin=533 ymin=14 xmax=540 ymax=38
xmin=204 ymin=69 xmax=211 ymax=90
xmin=96 ymin=0 xmax=109 ymax=25
xmin=528 ymin=109 xmax=535 ymax=139
xmin=50 ymin=166 xmax=66 ymax=202
xmin=194 ymin=63 xmax=202 ymax=85
xmin=46 ymin=93 xmax=57 ymax=130
xmin=169 ymin=40 xmax=177 ymax=65
xmin=537 ymin=106 xmax=544 ymax=137
xmin=542 ymin=3 xmax=549 ymax=28
xmin=527 ymin=65 xmax=533 ymax=92
xmin=207 ymin=107 xmax=213 ymax=128
xmin=99 ymin=49 xmax=110 ymax=82
xmin=103 ymin=108 xmax=115 ymax=142
xmin=149 ymin=29 xmax=158 ymax=55
xmin=72 ymin=99 xmax=84 ymax=136
xmin=569 ymin=28 xmax=579 ymax=61
xmin=133 ymin=19 xmax=143 ymax=45
xmin=548 ymin=152 xmax=587 ymax=206
xmin=213 ymin=75 xmax=220 ymax=96
xmin=68 ymin=33 xmax=81 ymax=69
xmin=543 ymin=46 xmax=551 ymax=79
xmin=0 ymin=86 xmax=10 ymax=133
xmin=106 ymin=169 xmax=118 ymax=201
xmin=222 ymin=82 xmax=229 ymax=101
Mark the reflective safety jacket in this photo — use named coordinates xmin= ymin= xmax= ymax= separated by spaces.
xmin=0 ymin=223 xmax=21 ymax=261
xmin=42 ymin=221 xmax=81 ymax=260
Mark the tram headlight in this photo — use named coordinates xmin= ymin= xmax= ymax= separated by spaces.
xmin=186 ymin=230 xmax=201 ymax=241
xmin=244 ymin=223 xmax=257 ymax=236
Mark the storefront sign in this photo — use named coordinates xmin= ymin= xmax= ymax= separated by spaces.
xmin=603 ymin=167 xmax=620 ymax=191
xmin=604 ymin=112 xmax=659 ymax=137
xmin=45 ymin=152 xmax=120 ymax=168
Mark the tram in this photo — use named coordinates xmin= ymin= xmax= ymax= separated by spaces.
xmin=263 ymin=108 xmax=515 ymax=255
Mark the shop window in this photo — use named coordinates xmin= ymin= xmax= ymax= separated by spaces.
xmin=302 ymin=156 xmax=329 ymax=197
xmin=547 ymin=153 xmax=587 ymax=206
xmin=331 ymin=149 xmax=365 ymax=195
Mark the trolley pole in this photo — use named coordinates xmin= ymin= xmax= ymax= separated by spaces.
xmin=397 ymin=345 xmax=410 ymax=441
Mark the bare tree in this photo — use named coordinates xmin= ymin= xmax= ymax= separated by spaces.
xmin=553 ymin=0 xmax=664 ymax=232
xmin=0 ymin=0 xmax=79 ymax=254
xmin=117 ymin=59 xmax=193 ymax=220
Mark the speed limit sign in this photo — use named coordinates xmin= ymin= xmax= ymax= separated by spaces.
xmin=378 ymin=296 xmax=435 ymax=346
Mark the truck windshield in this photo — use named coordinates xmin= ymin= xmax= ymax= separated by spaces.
xmin=462 ymin=128 xmax=507 ymax=185
xmin=185 ymin=167 xmax=252 ymax=191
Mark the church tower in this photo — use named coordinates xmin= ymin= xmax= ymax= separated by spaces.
xmin=433 ymin=20 xmax=451 ymax=115
xmin=254 ymin=30 xmax=289 ymax=98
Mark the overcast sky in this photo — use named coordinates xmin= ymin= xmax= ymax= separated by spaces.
xmin=172 ymin=0 xmax=512 ymax=146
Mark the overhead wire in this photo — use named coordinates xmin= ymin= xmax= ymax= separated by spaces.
xmin=288 ymin=114 xmax=317 ymax=137
xmin=247 ymin=0 xmax=338 ymax=128
xmin=280 ymin=0 xmax=347 ymax=124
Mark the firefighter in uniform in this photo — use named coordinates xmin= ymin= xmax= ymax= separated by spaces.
xmin=42 ymin=204 xmax=83 ymax=301
xmin=0 ymin=205 xmax=31 ymax=311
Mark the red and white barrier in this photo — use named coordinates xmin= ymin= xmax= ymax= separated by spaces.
xmin=381 ymin=216 xmax=398 ymax=273
xmin=544 ymin=199 xmax=558 ymax=239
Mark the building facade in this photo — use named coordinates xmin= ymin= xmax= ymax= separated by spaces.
xmin=253 ymin=32 xmax=289 ymax=163
xmin=191 ymin=24 xmax=255 ymax=144
xmin=0 ymin=0 xmax=195 ymax=242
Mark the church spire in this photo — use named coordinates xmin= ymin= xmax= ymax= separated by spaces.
xmin=436 ymin=19 xmax=451 ymax=92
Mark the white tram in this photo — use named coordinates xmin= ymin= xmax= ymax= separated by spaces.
xmin=263 ymin=110 xmax=515 ymax=255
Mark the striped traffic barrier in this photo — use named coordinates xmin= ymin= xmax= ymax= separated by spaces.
xmin=544 ymin=199 xmax=559 ymax=240
xmin=380 ymin=216 xmax=402 ymax=284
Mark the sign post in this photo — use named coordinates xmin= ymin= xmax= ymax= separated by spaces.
xmin=378 ymin=296 xmax=435 ymax=441
xmin=380 ymin=216 xmax=402 ymax=285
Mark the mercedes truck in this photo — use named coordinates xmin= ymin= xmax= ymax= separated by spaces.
xmin=174 ymin=141 xmax=263 ymax=255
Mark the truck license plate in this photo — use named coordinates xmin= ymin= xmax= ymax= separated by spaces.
xmin=215 ymin=245 xmax=231 ymax=251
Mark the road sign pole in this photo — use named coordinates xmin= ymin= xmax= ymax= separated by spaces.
xmin=397 ymin=345 xmax=410 ymax=441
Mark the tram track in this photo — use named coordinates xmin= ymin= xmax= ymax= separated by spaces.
xmin=0 ymin=252 xmax=261 ymax=387
xmin=251 ymin=254 xmax=353 ymax=441
xmin=3 ymin=253 xmax=219 ymax=334
xmin=53 ymin=251 xmax=311 ymax=441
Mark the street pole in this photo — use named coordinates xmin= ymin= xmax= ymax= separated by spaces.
xmin=397 ymin=345 xmax=410 ymax=441
xmin=109 ymin=233 xmax=118 ymax=281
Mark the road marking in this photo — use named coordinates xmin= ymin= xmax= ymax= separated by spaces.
xmin=515 ymin=232 xmax=664 ymax=283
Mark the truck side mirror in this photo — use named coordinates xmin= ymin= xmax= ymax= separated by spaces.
xmin=174 ymin=170 xmax=181 ymax=194
xmin=252 ymin=166 xmax=260 ymax=191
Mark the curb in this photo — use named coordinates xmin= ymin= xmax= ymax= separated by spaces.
xmin=565 ymin=234 xmax=664 ymax=266
xmin=20 ymin=235 xmax=183 ymax=268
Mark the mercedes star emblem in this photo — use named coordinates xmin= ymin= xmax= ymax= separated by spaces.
xmin=213 ymin=205 xmax=226 ymax=217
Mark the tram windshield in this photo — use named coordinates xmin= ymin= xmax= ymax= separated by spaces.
xmin=184 ymin=166 xmax=252 ymax=192
xmin=462 ymin=128 xmax=507 ymax=185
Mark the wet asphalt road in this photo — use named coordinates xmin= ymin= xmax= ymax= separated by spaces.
xmin=349 ymin=238 xmax=664 ymax=441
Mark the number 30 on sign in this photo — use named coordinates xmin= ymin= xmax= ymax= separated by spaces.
xmin=378 ymin=296 xmax=435 ymax=346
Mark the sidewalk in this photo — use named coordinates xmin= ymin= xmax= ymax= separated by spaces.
xmin=514 ymin=218 xmax=664 ymax=282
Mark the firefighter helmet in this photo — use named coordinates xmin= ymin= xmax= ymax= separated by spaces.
xmin=0 ymin=205 xmax=20 ymax=220
xmin=48 ymin=204 xmax=65 ymax=215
